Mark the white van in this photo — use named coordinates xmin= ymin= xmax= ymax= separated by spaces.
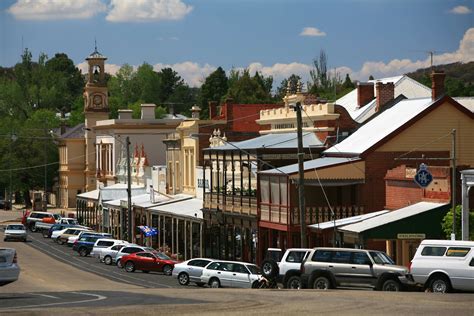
xmin=410 ymin=239 xmax=474 ymax=293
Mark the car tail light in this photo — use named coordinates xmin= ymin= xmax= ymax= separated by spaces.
xmin=13 ymin=253 xmax=18 ymax=264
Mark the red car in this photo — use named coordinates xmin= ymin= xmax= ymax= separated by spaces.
xmin=120 ymin=251 xmax=177 ymax=275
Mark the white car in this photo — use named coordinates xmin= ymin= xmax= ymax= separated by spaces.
xmin=67 ymin=231 xmax=110 ymax=246
xmin=172 ymin=258 xmax=214 ymax=286
xmin=0 ymin=248 xmax=20 ymax=286
xmin=3 ymin=224 xmax=27 ymax=242
xmin=200 ymin=260 xmax=262 ymax=288
xmin=99 ymin=244 xmax=130 ymax=265
xmin=91 ymin=239 xmax=129 ymax=261
xmin=410 ymin=239 xmax=474 ymax=293
xmin=51 ymin=228 xmax=69 ymax=240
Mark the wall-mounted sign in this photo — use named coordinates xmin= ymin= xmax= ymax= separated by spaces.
xmin=397 ymin=233 xmax=426 ymax=239
xmin=414 ymin=163 xmax=433 ymax=188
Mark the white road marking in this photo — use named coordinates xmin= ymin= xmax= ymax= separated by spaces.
xmin=0 ymin=292 xmax=107 ymax=311
xmin=29 ymin=293 xmax=60 ymax=299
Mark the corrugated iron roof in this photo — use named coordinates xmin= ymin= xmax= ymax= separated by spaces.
xmin=260 ymin=157 xmax=361 ymax=175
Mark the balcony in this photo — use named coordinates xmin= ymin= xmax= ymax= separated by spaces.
xmin=203 ymin=193 xmax=258 ymax=217
xmin=260 ymin=204 xmax=363 ymax=226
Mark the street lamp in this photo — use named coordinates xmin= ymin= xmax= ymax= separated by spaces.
xmin=85 ymin=128 xmax=132 ymax=242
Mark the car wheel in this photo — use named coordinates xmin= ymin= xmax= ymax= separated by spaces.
xmin=117 ymin=260 xmax=123 ymax=268
xmin=178 ymin=272 xmax=190 ymax=286
xmin=313 ymin=276 xmax=331 ymax=290
xmin=125 ymin=261 xmax=135 ymax=273
xmin=430 ymin=276 xmax=451 ymax=293
xmin=79 ymin=248 xmax=88 ymax=257
xmin=381 ymin=279 xmax=401 ymax=292
xmin=104 ymin=256 xmax=113 ymax=265
xmin=286 ymin=276 xmax=302 ymax=290
xmin=209 ymin=278 xmax=220 ymax=288
xmin=142 ymin=270 xmax=149 ymax=273
xmin=30 ymin=225 xmax=37 ymax=232
xmin=261 ymin=259 xmax=279 ymax=279
xmin=163 ymin=265 xmax=172 ymax=276
xmin=58 ymin=239 xmax=65 ymax=245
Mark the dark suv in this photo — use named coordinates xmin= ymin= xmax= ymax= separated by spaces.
xmin=73 ymin=234 xmax=111 ymax=257
xmin=301 ymin=248 xmax=412 ymax=291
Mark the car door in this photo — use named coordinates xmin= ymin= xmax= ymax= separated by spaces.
xmin=445 ymin=247 xmax=474 ymax=291
xmin=135 ymin=253 xmax=154 ymax=270
xmin=329 ymin=250 xmax=353 ymax=286
xmin=187 ymin=259 xmax=211 ymax=282
xmin=231 ymin=263 xmax=252 ymax=288
xmin=281 ymin=250 xmax=309 ymax=276
xmin=349 ymin=251 xmax=377 ymax=287
xmin=216 ymin=262 xmax=235 ymax=287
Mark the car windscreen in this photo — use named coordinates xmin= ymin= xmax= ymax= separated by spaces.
xmin=369 ymin=251 xmax=395 ymax=265
xmin=7 ymin=225 xmax=24 ymax=230
xmin=155 ymin=252 xmax=171 ymax=260
xmin=246 ymin=264 xmax=261 ymax=275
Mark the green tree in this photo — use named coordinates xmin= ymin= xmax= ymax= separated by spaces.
xmin=368 ymin=75 xmax=374 ymax=80
xmin=199 ymin=67 xmax=228 ymax=119
xmin=343 ymin=74 xmax=355 ymax=89
xmin=275 ymin=74 xmax=301 ymax=100
xmin=225 ymin=69 xmax=273 ymax=103
xmin=441 ymin=205 xmax=474 ymax=240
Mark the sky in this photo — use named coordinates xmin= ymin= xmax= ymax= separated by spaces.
xmin=1 ymin=0 xmax=473 ymax=88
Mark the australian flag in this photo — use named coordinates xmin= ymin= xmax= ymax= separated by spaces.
xmin=138 ymin=226 xmax=158 ymax=237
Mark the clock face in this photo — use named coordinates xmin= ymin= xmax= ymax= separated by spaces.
xmin=93 ymin=95 xmax=102 ymax=107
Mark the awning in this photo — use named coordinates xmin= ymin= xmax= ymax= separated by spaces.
xmin=138 ymin=225 xmax=158 ymax=237
xmin=339 ymin=202 xmax=449 ymax=240
xmin=77 ymin=189 xmax=99 ymax=201
xmin=309 ymin=210 xmax=389 ymax=230
xmin=149 ymin=198 xmax=203 ymax=220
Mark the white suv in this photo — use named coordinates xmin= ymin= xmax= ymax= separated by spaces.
xmin=410 ymin=239 xmax=474 ymax=293
xmin=91 ymin=239 xmax=129 ymax=261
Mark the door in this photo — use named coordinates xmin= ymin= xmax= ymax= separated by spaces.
xmin=350 ymin=252 xmax=377 ymax=287
xmin=280 ymin=250 xmax=309 ymax=276
xmin=216 ymin=262 xmax=234 ymax=287
xmin=187 ymin=259 xmax=211 ymax=282
xmin=137 ymin=253 xmax=155 ymax=271
xmin=329 ymin=251 xmax=353 ymax=286
xmin=231 ymin=263 xmax=251 ymax=288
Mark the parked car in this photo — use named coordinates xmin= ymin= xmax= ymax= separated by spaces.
xmin=99 ymin=244 xmax=129 ymax=265
xmin=261 ymin=248 xmax=312 ymax=289
xmin=0 ymin=199 xmax=12 ymax=210
xmin=0 ymin=248 xmax=20 ymax=286
xmin=56 ymin=228 xmax=91 ymax=245
xmin=114 ymin=245 xmax=156 ymax=268
xmin=72 ymin=235 xmax=112 ymax=257
xmin=200 ymin=260 xmax=263 ymax=288
xmin=410 ymin=239 xmax=474 ymax=293
xmin=25 ymin=211 xmax=54 ymax=232
xmin=301 ymin=247 xmax=412 ymax=291
xmin=67 ymin=231 xmax=111 ymax=247
xmin=90 ymin=239 xmax=129 ymax=261
xmin=120 ymin=251 xmax=177 ymax=275
xmin=44 ymin=223 xmax=78 ymax=238
xmin=172 ymin=258 xmax=214 ymax=286
xmin=35 ymin=217 xmax=81 ymax=233
xmin=3 ymin=224 xmax=27 ymax=242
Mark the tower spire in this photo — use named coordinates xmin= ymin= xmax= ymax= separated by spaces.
xmin=94 ymin=38 xmax=97 ymax=53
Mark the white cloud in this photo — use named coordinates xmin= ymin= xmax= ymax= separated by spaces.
xmin=7 ymin=0 xmax=106 ymax=20
xmin=106 ymin=0 xmax=193 ymax=22
xmin=300 ymin=27 xmax=326 ymax=37
xmin=154 ymin=62 xmax=215 ymax=87
xmin=449 ymin=5 xmax=472 ymax=14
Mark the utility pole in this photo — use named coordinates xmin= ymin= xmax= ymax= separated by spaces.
xmin=295 ymin=101 xmax=307 ymax=247
xmin=451 ymin=129 xmax=456 ymax=240
xmin=126 ymin=136 xmax=132 ymax=243
xmin=44 ymin=127 xmax=48 ymax=211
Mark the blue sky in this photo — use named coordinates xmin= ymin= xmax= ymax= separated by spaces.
xmin=1 ymin=0 xmax=473 ymax=87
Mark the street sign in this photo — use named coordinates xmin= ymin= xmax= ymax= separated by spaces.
xmin=414 ymin=163 xmax=433 ymax=188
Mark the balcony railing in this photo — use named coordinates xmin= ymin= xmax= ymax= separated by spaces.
xmin=203 ymin=193 xmax=258 ymax=216
xmin=260 ymin=204 xmax=363 ymax=226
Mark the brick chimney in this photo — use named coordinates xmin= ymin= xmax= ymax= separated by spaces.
xmin=375 ymin=81 xmax=395 ymax=112
xmin=223 ymin=98 xmax=234 ymax=121
xmin=141 ymin=104 xmax=156 ymax=120
xmin=431 ymin=71 xmax=446 ymax=101
xmin=208 ymin=101 xmax=218 ymax=119
xmin=191 ymin=105 xmax=201 ymax=119
xmin=357 ymin=82 xmax=374 ymax=107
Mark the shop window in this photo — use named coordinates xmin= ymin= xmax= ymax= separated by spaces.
xmin=421 ymin=246 xmax=446 ymax=256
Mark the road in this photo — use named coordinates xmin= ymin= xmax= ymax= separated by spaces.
xmin=1 ymin=222 xmax=473 ymax=315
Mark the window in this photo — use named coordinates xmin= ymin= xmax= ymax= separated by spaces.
xmin=312 ymin=250 xmax=333 ymax=262
xmin=352 ymin=252 xmax=372 ymax=265
xmin=260 ymin=177 xmax=269 ymax=203
xmin=97 ymin=241 xmax=114 ymax=247
xmin=189 ymin=259 xmax=211 ymax=267
xmin=246 ymin=265 xmax=261 ymax=275
xmin=207 ymin=262 xmax=220 ymax=270
xmin=233 ymin=264 xmax=248 ymax=274
xmin=331 ymin=251 xmax=352 ymax=264
xmin=446 ymin=247 xmax=471 ymax=257
xmin=421 ymin=246 xmax=447 ymax=256
xmin=286 ymin=251 xmax=307 ymax=263
xmin=218 ymin=262 xmax=233 ymax=271
xmin=111 ymin=245 xmax=123 ymax=251
xmin=270 ymin=177 xmax=280 ymax=205
xmin=470 ymin=258 xmax=474 ymax=267
xmin=369 ymin=251 xmax=395 ymax=264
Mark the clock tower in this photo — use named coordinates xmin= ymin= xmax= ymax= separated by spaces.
xmin=83 ymin=45 xmax=109 ymax=191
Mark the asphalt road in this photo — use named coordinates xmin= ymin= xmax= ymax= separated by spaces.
xmin=24 ymin=230 xmax=185 ymax=289
xmin=1 ymin=222 xmax=473 ymax=315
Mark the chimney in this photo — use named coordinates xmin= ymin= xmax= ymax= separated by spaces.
xmin=118 ymin=109 xmax=133 ymax=119
xmin=168 ymin=103 xmax=175 ymax=116
xmin=223 ymin=98 xmax=234 ymax=121
xmin=431 ymin=71 xmax=446 ymax=101
xmin=375 ymin=81 xmax=395 ymax=112
xmin=357 ymin=82 xmax=374 ymax=107
xmin=209 ymin=101 xmax=218 ymax=119
xmin=141 ymin=104 xmax=156 ymax=120
xmin=191 ymin=105 xmax=201 ymax=119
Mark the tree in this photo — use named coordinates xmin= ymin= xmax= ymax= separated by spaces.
xmin=441 ymin=205 xmax=474 ymax=240
xmin=369 ymin=75 xmax=374 ymax=80
xmin=199 ymin=67 xmax=228 ymax=119
xmin=275 ymin=74 xmax=301 ymax=100
xmin=225 ymin=69 xmax=274 ymax=104
xmin=309 ymin=49 xmax=329 ymax=93
xmin=343 ymin=74 xmax=355 ymax=89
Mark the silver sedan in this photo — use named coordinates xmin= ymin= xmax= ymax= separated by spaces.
xmin=172 ymin=258 xmax=214 ymax=286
